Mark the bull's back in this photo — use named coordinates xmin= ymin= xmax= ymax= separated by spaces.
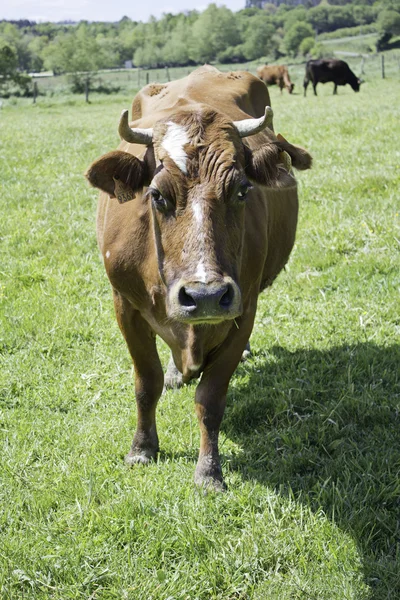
xmin=131 ymin=66 xmax=272 ymax=126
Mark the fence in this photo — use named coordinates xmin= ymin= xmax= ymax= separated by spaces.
xmin=30 ymin=52 xmax=400 ymax=101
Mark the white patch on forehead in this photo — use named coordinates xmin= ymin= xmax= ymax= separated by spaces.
xmin=161 ymin=121 xmax=189 ymax=174
xmin=105 ymin=250 xmax=110 ymax=259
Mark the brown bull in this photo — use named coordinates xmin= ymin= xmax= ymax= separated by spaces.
xmin=85 ymin=66 xmax=312 ymax=490
xmin=257 ymin=64 xmax=295 ymax=94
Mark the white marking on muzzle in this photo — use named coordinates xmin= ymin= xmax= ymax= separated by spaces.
xmin=194 ymin=262 xmax=207 ymax=283
xmin=162 ymin=122 xmax=189 ymax=174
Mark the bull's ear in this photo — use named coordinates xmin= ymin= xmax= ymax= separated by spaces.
xmin=85 ymin=150 xmax=149 ymax=203
xmin=243 ymin=142 xmax=281 ymax=186
xmin=274 ymin=134 xmax=312 ymax=171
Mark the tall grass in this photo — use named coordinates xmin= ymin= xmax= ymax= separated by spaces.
xmin=0 ymin=67 xmax=399 ymax=598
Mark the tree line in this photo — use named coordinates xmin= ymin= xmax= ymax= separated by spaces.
xmin=0 ymin=0 xmax=399 ymax=97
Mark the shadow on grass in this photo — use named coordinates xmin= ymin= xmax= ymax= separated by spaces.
xmin=222 ymin=342 xmax=400 ymax=597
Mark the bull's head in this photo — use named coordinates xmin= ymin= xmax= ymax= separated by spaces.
xmin=86 ymin=106 xmax=311 ymax=324
xmin=353 ymin=78 xmax=363 ymax=92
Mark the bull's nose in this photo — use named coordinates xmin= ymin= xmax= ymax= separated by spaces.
xmin=178 ymin=282 xmax=235 ymax=312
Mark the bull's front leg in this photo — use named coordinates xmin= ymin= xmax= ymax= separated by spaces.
xmin=113 ymin=291 xmax=164 ymax=465
xmin=194 ymin=307 xmax=257 ymax=491
xmin=194 ymin=378 xmax=228 ymax=490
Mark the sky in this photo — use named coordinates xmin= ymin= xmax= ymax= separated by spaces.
xmin=1 ymin=0 xmax=246 ymax=24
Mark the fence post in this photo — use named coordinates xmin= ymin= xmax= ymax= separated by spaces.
xmin=138 ymin=68 xmax=141 ymax=86
xmin=146 ymin=72 xmax=149 ymax=85
xmin=165 ymin=66 xmax=170 ymax=82
xmin=33 ymin=80 xmax=38 ymax=104
xmin=381 ymin=54 xmax=385 ymax=79
xmin=85 ymin=75 xmax=89 ymax=103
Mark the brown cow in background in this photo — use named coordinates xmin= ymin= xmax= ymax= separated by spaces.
xmin=257 ymin=64 xmax=295 ymax=94
xmin=85 ymin=66 xmax=311 ymax=491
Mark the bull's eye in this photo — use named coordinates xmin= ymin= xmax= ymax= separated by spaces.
xmin=149 ymin=188 xmax=173 ymax=214
xmin=237 ymin=181 xmax=253 ymax=201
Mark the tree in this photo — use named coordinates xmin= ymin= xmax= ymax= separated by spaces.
xmin=41 ymin=23 xmax=114 ymax=96
xmin=134 ymin=42 xmax=161 ymax=68
xmin=283 ymin=6 xmax=307 ymax=31
xmin=162 ymin=21 xmax=191 ymax=66
xmin=299 ymin=36 xmax=315 ymax=56
xmin=284 ymin=22 xmax=314 ymax=56
xmin=240 ymin=15 xmax=277 ymax=60
xmin=189 ymin=4 xmax=240 ymax=63
xmin=0 ymin=40 xmax=18 ymax=79
xmin=376 ymin=9 xmax=400 ymax=49
xmin=0 ymin=40 xmax=30 ymax=96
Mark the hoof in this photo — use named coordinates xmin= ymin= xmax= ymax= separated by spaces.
xmin=241 ymin=341 xmax=252 ymax=362
xmin=194 ymin=455 xmax=226 ymax=492
xmin=194 ymin=474 xmax=227 ymax=493
xmin=124 ymin=451 xmax=156 ymax=466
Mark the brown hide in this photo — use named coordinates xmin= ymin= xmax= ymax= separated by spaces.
xmin=87 ymin=66 xmax=311 ymax=489
xmin=257 ymin=65 xmax=295 ymax=94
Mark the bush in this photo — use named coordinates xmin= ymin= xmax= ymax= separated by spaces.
xmin=317 ymin=24 xmax=378 ymax=41
xmin=299 ymin=37 xmax=315 ymax=56
xmin=216 ymin=45 xmax=246 ymax=64
xmin=0 ymin=74 xmax=31 ymax=97
xmin=376 ymin=9 xmax=400 ymax=50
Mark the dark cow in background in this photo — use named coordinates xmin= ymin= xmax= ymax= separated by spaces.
xmin=86 ymin=66 xmax=312 ymax=490
xmin=257 ymin=65 xmax=295 ymax=94
xmin=304 ymin=58 xmax=362 ymax=96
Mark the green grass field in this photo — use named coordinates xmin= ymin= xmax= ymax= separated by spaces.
xmin=1 ymin=64 xmax=399 ymax=599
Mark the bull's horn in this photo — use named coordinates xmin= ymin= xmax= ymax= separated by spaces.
xmin=233 ymin=106 xmax=273 ymax=138
xmin=118 ymin=109 xmax=153 ymax=144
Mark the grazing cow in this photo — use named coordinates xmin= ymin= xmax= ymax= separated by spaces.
xmin=257 ymin=65 xmax=295 ymax=94
xmin=85 ymin=66 xmax=312 ymax=490
xmin=304 ymin=58 xmax=362 ymax=96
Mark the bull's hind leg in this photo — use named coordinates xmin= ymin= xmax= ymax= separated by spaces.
xmin=164 ymin=354 xmax=184 ymax=390
xmin=113 ymin=291 xmax=164 ymax=465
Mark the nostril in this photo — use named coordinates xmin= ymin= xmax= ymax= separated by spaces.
xmin=178 ymin=286 xmax=197 ymax=309
xmin=219 ymin=284 xmax=234 ymax=309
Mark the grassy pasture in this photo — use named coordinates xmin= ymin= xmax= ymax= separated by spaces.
xmin=1 ymin=67 xmax=399 ymax=599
